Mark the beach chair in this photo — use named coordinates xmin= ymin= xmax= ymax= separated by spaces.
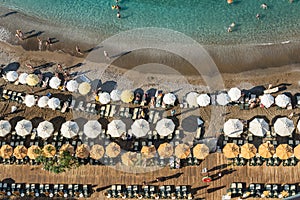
xmin=61 ymin=101 xmax=69 ymax=113
xmin=69 ymin=99 xmax=76 ymax=109
xmin=99 ymin=106 xmax=105 ymax=117
xmin=109 ymin=104 xmax=116 ymax=117
xmin=85 ymin=103 xmax=91 ymax=112
xmin=104 ymin=104 xmax=111 ymax=117
xmin=153 ymin=112 xmax=160 ymax=124
xmin=90 ymin=103 xmax=97 ymax=114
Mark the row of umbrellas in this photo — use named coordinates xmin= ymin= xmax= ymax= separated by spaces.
xmin=223 ymin=142 xmax=298 ymax=160
xmin=224 ymin=117 xmax=296 ymax=138
xmin=24 ymin=95 xmax=61 ymax=110
xmin=260 ymin=93 xmax=291 ymax=108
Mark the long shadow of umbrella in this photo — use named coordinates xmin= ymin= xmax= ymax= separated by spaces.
xmin=50 ymin=116 xmax=66 ymax=132
xmin=181 ymin=115 xmax=199 ymax=132
xmin=207 ymin=185 xmax=226 ymax=193
xmin=190 ymin=185 xmax=209 ymax=194
xmin=207 ymin=163 xmax=230 ymax=173
xmin=3 ymin=62 xmax=20 ymax=73
xmin=2 ymin=178 xmax=15 ymax=184
xmin=95 ymin=185 xmax=111 ymax=192
xmin=101 ymin=81 xmax=117 ymax=93
xmin=30 ymin=117 xmax=44 ymax=128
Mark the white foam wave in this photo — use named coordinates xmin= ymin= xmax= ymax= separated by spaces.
xmin=0 ymin=26 xmax=11 ymax=42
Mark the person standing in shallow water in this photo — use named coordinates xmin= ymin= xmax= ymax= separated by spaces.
xmin=117 ymin=12 xmax=121 ymax=18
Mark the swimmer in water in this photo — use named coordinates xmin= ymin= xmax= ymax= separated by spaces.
xmin=227 ymin=27 xmax=232 ymax=32
xmin=256 ymin=13 xmax=260 ymax=20
xmin=261 ymin=3 xmax=268 ymax=9
xmin=117 ymin=12 xmax=121 ymax=18
xmin=230 ymin=22 xmax=236 ymax=28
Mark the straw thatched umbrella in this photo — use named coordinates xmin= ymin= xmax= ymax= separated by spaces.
xmin=48 ymin=97 xmax=60 ymax=110
xmin=13 ymin=145 xmax=28 ymax=159
xmin=99 ymin=92 xmax=111 ymax=104
xmin=90 ymin=144 xmax=105 ymax=160
xmin=258 ymin=142 xmax=275 ymax=158
xmin=186 ymin=92 xmax=198 ymax=107
xmin=121 ymin=90 xmax=134 ymax=103
xmin=293 ymin=144 xmax=300 ymax=160
xmin=61 ymin=121 xmax=79 ymax=138
xmin=83 ymin=120 xmax=102 ymax=139
xmin=163 ymin=93 xmax=176 ymax=105
xmin=249 ymin=118 xmax=269 ymax=137
xmin=16 ymin=119 xmax=32 ymax=137
xmin=19 ymin=72 xmax=28 ymax=85
xmin=155 ymin=118 xmax=175 ymax=137
xmin=26 ymin=74 xmax=39 ymax=86
xmin=280 ymin=190 xmax=289 ymax=198
xmin=59 ymin=144 xmax=75 ymax=156
xmin=157 ymin=143 xmax=173 ymax=158
xmin=42 ymin=144 xmax=56 ymax=157
xmin=223 ymin=143 xmax=240 ymax=158
xmin=110 ymin=89 xmax=121 ymax=102
xmin=228 ymin=87 xmax=241 ymax=101
xmin=107 ymin=120 xmax=126 ymax=138
xmin=27 ymin=145 xmax=41 ymax=159
xmin=24 ymin=95 xmax=36 ymax=107
xmin=193 ymin=144 xmax=209 ymax=160
xmin=131 ymin=119 xmax=150 ymax=138
xmin=76 ymin=144 xmax=90 ymax=159
xmin=105 ymin=142 xmax=121 ymax=158
xmin=121 ymin=152 xmax=138 ymax=166
xmin=216 ymin=93 xmax=230 ymax=106
xmin=223 ymin=119 xmax=243 ymax=138
xmin=38 ymin=96 xmax=49 ymax=108
xmin=0 ymin=144 xmax=13 ymax=159
xmin=37 ymin=121 xmax=54 ymax=139
xmin=78 ymin=82 xmax=91 ymax=95
xmin=275 ymin=94 xmax=291 ymax=108
xmin=197 ymin=94 xmax=210 ymax=107
xmin=260 ymin=94 xmax=274 ymax=108
xmin=141 ymin=145 xmax=156 ymax=159
xmin=276 ymin=144 xmax=293 ymax=160
xmin=6 ymin=71 xmax=18 ymax=82
xmin=49 ymin=76 xmax=61 ymax=89
xmin=174 ymin=144 xmax=190 ymax=159
xmin=0 ymin=120 xmax=11 ymax=137
xmin=66 ymin=80 xmax=78 ymax=92
xmin=240 ymin=143 xmax=257 ymax=159
xmin=274 ymin=117 xmax=294 ymax=137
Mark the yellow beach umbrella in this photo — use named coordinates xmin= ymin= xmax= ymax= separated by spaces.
xmin=76 ymin=144 xmax=90 ymax=159
xmin=13 ymin=145 xmax=28 ymax=159
xmin=121 ymin=152 xmax=138 ymax=166
xmin=157 ymin=143 xmax=173 ymax=158
xmin=106 ymin=142 xmax=121 ymax=158
xmin=276 ymin=144 xmax=293 ymax=160
xmin=258 ymin=142 xmax=275 ymax=158
xmin=193 ymin=144 xmax=209 ymax=160
xmin=174 ymin=144 xmax=190 ymax=159
xmin=240 ymin=143 xmax=257 ymax=159
xmin=294 ymin=144 xmax=300 ymax=159
xmin=78 ymin=82 xmax=91 ymax=95
xmin=141 ymin=145 xmax=156 ymax=159
xmin=26 ymin=74 xmax=40 ymax=86
xmin=27 ymin=145 xmax=41 ymax=160
xmin=0 ymin=144 xmax=13 ymax=159
xmin=42 ymin=144 xmax=56 ymax=158
xmin=59 ymin=144 xmax=75 ymax=156
xmin=90 ymin=144 xmax=105 ymax=160
xmin=121 ymin=90 xmax=134 ymax=103
xmin=223 ymin=143 xmax=240 ymax=159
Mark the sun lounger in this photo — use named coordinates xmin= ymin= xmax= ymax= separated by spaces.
xmin=61 ymin=101 xmax=69 ymax=113
xmin=132 ymin=107 xmax=139 ymax=120
xmin=99 ymin=105 xmax=105 ymax=117
xmin=90 ymin=103 xmax=97 ymax=114
xmin=109 ymin=104 xmax=116 ymax=117
xmin=69 ymin=99 xmax=76 ymax=109
xmin=85 ymin=103 xmax=91 ymax=112
xmin=104 ymin=105 xmax=111 ymax=117
xmin=195 ymin=127 xmax=202 ymax=140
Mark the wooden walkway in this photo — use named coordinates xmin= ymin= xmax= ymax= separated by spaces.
xmin=1 ymin=153 xmax=300 ymax=199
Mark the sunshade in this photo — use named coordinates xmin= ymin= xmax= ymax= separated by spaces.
xmin=49 ymin=77 xmax=61 ymax=89
xmin=107 ymin=120 xmax=126 ymax=138
xmin=90 ymin=144 xmax=105 ymax=160
xmin=78 ymin=82 xmax=91 ymax=95
xmin=228 ymin=87 xmax=241 ymax=101
xmin=121 ymin=90 xmax=134 ymax=103
xmin=59 ymin=144 xmax=75 ymax=155
xmin=276 ymin=144 xmax=293 ymax=160
xmin=216 ymin=93 xmax=230 ymax=106
xmin=26 ymin=74 xmax=39 ymax=86
xmin=99 ymin=92 xmax=111 ymax=104
xmin=193 ymin=144 xmax=209 ymax=160
xmin=121 ymin=152 xmax=138 ymax=166
xmin=47 ymin=97 xmax=60 ymax=110
xmin=27 ymin=145 xmax=41 ymax=159
xmin=15 ymin=119 xmax=32 ymax=136
xmin=105 ymin=142 xmax=121 ymax=158
xmin=163 ymin=93 xmax=176 ymax=105
xmin=37 ymin=121 xmax=54 ymax=139
xmin=141 ymin=145 xmax=156 ymax=159
xmin=0 ymin=145 xmax=13 ymax=159
xmin=110 ymin=89 xmax=121 ymax=101
xmin=155 ymin=118 xmax=175 ymax=137
xmin=60 ymin=121 xmax=79 ymax=138
xmin=13 ymin=145 xmax=28 ymax=159
xmin=83 ymin=120 xmax=102 ymax=139
xmin=223 ymin=119 xmax=243 ymax=137
xmin=76 ymin=144 xmax=90 ymax=159
xmin=157 ymin=143 xmax=173 ymax=158
xmin=174 ymin=143 xmax=190 ymax=159
xmin=197 ymin=94 xmax=210 ymax=107
xmin=186 ymin=92 xmax=199 ymax=107
xmin=260 ymin=94 xmax=274 ymax=108
xmin=293 ymin=144 xmax=300 ymax=160
xmin=19 ymin=73 xmax=28 ymax=85
xmin=131 ymin=119 xmax=150 ymax=138
xmin=249 ymin=118 xmax=269 ymax=137
xmin=0 ymin=120 xmax=11 ymax=137
xmin=38 ymin=96 xmax=49 ymax=108
xmin=6 ymin=71 xmax=18 ymax=82
xmin=66 ymin=80 xmax=79 ymax=92
xmin=275 ymin=94 xmax=291 ymax=108
xmin=223 ymin=143 xmax=240 ymax=158
xmin=240 ymin=143 xmax=257 ymax=159
xmin=258 ymin=142 xmax=275 ymax=158
xmin=42 ymin=144 xmax=56 ymax=158
xmin=24 ymin=95 xmax=36 ymax=107
xmin=274 ymin=117 xmax=294 ymax=137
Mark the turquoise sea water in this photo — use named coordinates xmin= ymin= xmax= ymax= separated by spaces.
xmin=1 ymin=0 xmax=300 ymax=44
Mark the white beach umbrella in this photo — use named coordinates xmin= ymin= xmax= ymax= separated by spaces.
xmin=83 ymin=120 xmax=102 ymax=139
xmin=18 ymin=73 xmax=28 ymax=85
xmin=78 ymin=82 xmax=91 ymax=95
xmin=274 ymin=117 xmax=294 ymax=137
xmin=38 ymin=96 xmax=49 ymax=108
xmin=49 ymin=77 xmax=61 ymax=89
xmin=107 ymin=120 xmax=126 ymax=138
xmin=217 ymin=93 xmax=230 ymax=106
xmin=66 ymin=80 xmax=79 ymax=92
xmin=61 ymin=121 xmax=79 ymax=138
xmin=47 ymin=97 xmax=60 ymax=110
xmin=197 ymin=94 xmax=210 ymax=107
xmin=163 ymin=93 xmax=176 ymax=105
xmin=24 ymin=95 xmax=36 ymax=107
xmin=16 ymin=119 xmax=32 ymax=137
xmin=224 ymin=119 xmax=243 ymax=137
xmin=249 ymin=118 xmax=269 ymax=137
xmin=260 ymin=94 xmax=274 ymax=108
xmin=228 ymin=87 xmax=241 ymax=101
xmin=186 ymin=92 xmax=199 ymax=107
xmin=37 ymin=121 xmax=54 ymax=139
xmin=155 ymin=118 xmax=175 ymax=137
xmin=99 ymin=92 xmax=111 ymax=104
xmin=0 ymin=120 xmax=11 ymax=137
xmin=6 ymin=71 xmax=18 ymax=82
xmin=275 ymin=94 xmax=291 ymax=108
xmin=110 ymin=89 xmax=122 ymax=102
xmin=131 ymin=119 xmax=150 ymax=138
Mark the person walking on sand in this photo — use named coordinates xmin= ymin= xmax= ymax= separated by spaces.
xmin=104 ymin=51 xmax=110 ymax=60
xmin=37 ymin=37 xmax=43 ymax=51
xmin=76 ymin=45 xmax=84 ymax=55
xmin=15 ymin=29 xmax=24 ymax=41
